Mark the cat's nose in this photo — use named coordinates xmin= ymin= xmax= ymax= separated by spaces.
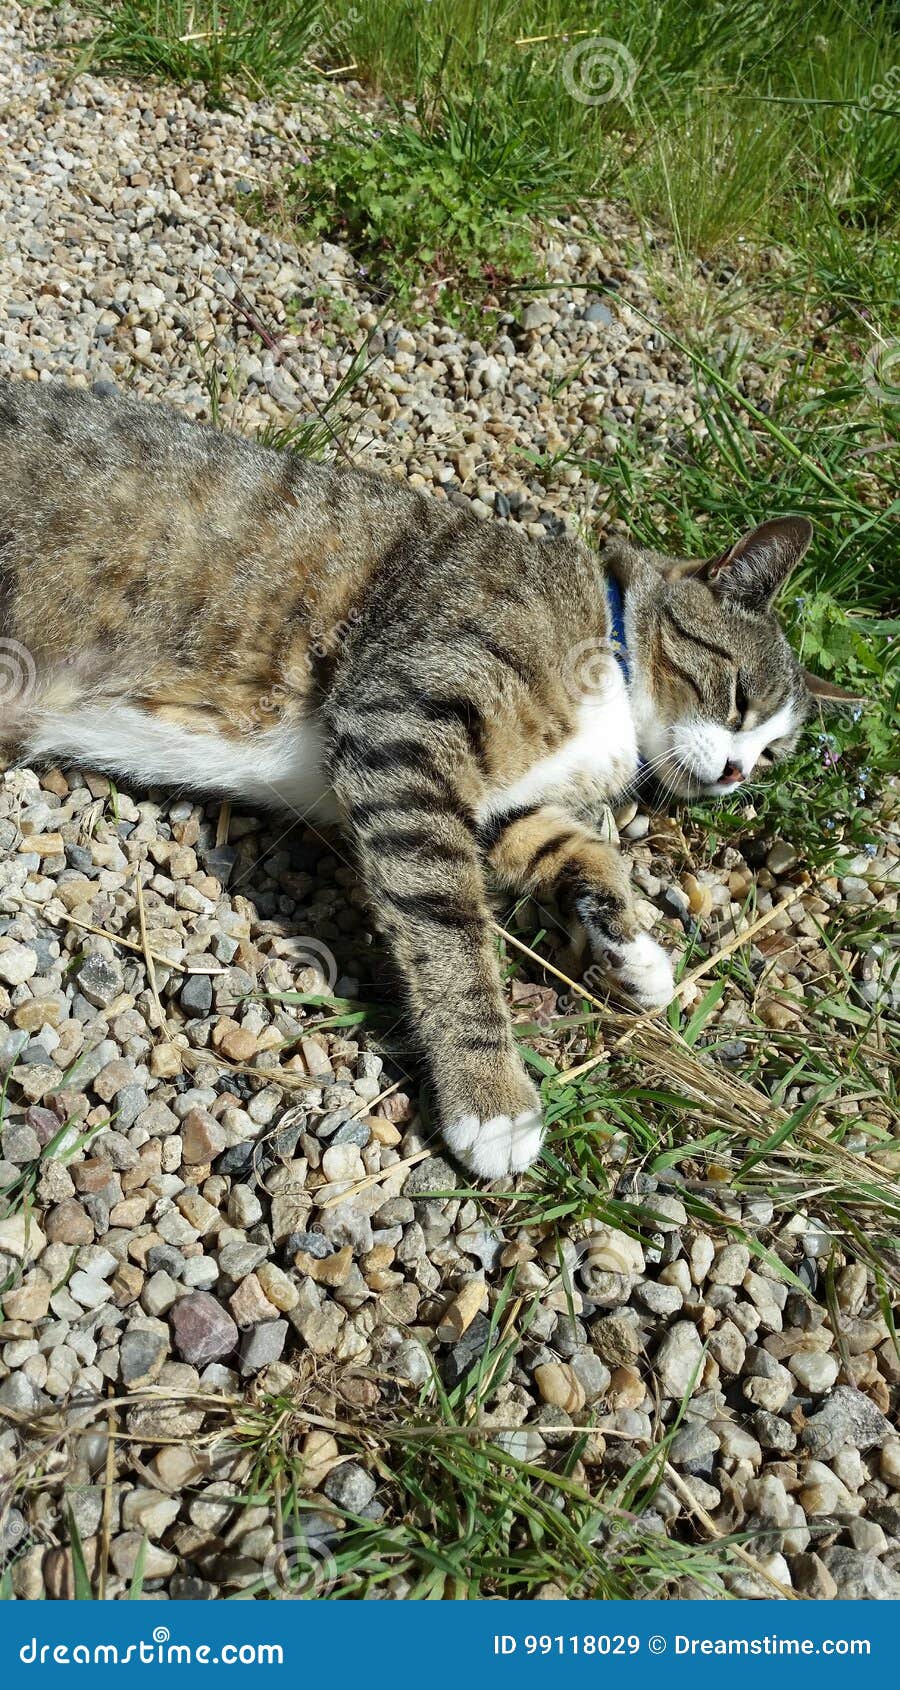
xmin=720 ymin=759 xmax=743 ymax=785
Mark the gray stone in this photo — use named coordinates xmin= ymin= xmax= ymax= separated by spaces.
xmin=391 ymin=1338 xmax=432 ymax=1387
xmin=0 ymin=943 xmax=38 ymax=986
xmin=801 ymin=1387 xmax=892 ymax=1460
xmin=239 ymin=1319 xmax=288 ymax=1375
xmin=403 ymin=1156 xmax=456 ymax=1198
xmin=285 ymin=1230 xmax=333 ymax=1260
xmin=443 ymin=1312 xmax=497 ymax=1386
xmin=119 ymin=1327 xmax=169 ymax=1388
xmin=521 ymin=300 xmax=555 ymax=331
xmin=752 ymin=1411 xmax=796 ymax=1452
xmin=820 ymin=1547 xmax=900 ymax=1600
xmin=570 ymin=1351 xmax=611 ymax=1404
xmin=323 ymin=1463 xmax=376 ymax=1514
xmin=68 ymin=1487 xmax=104 ymax=1540
xmin=669 ymin=1423 xmax=720 ymax=1470
xmin=180 ymin=973 xmax=213 ymax=1015
xmin=708 ymin=1243 xmax=750 ymax=1286
xmin=217 ymin=1240 xmax=269 ymax=1280
xmin=0 ymin=1372 xmax=46 ymax=1413
xmin=330 ymin=1120 xmax=371 ymax=1148
xmin=787 ymin=1350 xmax=839 ymax=1394
xmin=76 ymin=953 xmax=124 ymax=1008
xmin=1 ymin=1122 xmax=41 ymax=1163
xmin=635 ymin=1280 xmax=683 ymax=1316
xmin=114 ymin=1084 xmax=149 ymax=1129
xmin=655 ymin=1321 xmax=703 ymax=1398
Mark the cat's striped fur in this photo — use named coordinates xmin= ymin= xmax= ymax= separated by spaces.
xmin=0 ymin=380 xmax=853 ymax=1177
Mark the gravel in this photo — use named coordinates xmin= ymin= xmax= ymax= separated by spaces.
xmin=0 ymin=1 xmax=898 ymax=1603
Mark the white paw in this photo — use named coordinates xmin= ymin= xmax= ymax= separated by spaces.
xmin=443 ymin=1107 xmax=544 ymax=1180
xmin=601 ymin=930 xmax=676 ymax=1009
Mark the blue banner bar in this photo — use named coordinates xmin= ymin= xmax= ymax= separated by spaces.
xmin=3 ymin=1600 xmax=888 ymax=1689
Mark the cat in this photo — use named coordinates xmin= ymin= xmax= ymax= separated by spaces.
xmin=0 ymin=379 xmax=857 ymax=1178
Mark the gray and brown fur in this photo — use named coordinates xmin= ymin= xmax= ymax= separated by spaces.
xmin=0 ymin=379 xmax=854 ymax=1178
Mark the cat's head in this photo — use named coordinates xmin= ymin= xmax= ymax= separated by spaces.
xmin=603 ymin=517 xmax=863 ymax=798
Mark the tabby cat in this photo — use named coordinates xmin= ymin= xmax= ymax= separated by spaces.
xmin=0 ymin=380 xmax=855 ymax=1177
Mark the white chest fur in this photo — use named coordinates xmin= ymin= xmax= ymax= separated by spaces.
xmin=477 ymin=662 xmax=638 ymax=824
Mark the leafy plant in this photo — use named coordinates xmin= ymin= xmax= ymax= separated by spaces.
xmin=283 ymin=90 xmax=555 ymax=319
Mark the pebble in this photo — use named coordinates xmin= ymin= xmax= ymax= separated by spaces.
xmin=229 ymin=1273 xmax=279 ymax=1327
xmin=171 ymin=1292 xmax=239 ymax=1365
xmin=787 ymin=1351 xmax=839 ymax=1394
xmin=119 ymin=1327 xmax=169 ymax=1387
xmin=181 ymin=1108 xmax=227 ymax=1164
xmin=655 ymin=1322 xmax=703 ymax=1398
xmin=0 ymin=1212 xmax=47 ymax=1260
xmin=323 ymin=1463 xmax=377 ymax=1514
xmin=534 ymin=1362 xmax=585 ymax=1412
xmin=76 ymin=953 xmax=124 ymax=1008
xmin=766 ymin=841 xmax=799 ymax=875
xmin=801 ymin=1387 xmax=892 ymax=1459
xmin=240 ymin=1318 xmax=288 ymax=1374
xmin=708 ymin=1243 xmax=750 ymax=1286
xmin=0 ymin=943 xmax=38 ymax=986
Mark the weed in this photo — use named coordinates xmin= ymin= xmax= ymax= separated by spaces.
xmin=73 ymin=1 xmax=324 ymax=104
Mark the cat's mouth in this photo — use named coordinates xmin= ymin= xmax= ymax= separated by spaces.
xmin=702 ymin=758 xmax=746 ymax=797
xmin=640 ymin=755 xmax=747 ymax=801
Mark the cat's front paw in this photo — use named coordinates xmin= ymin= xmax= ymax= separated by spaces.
xmin=443 ymin=1100 xmax=544 ymax=1181
xmin=595 ymin=930 xmax=676 ymax=1010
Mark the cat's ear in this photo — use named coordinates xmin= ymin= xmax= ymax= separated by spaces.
xmin=704 ymin=516 xmax=813 ymax=611
xmin=802 ymin=669 xmax=868 ymax=707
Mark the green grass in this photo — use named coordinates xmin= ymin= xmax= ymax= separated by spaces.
xmin=227 ymin=1402 xmax=731 ymax=1600
xmin=72 ymin=3 xmax=900 ymax=368
xmin=271 ymin=81 xmax=555 ymax=322
xmin=72 ymin=1 xmax=324 ymax=104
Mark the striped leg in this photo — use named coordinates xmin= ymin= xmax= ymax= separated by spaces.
xmin=326 ymin=709 xmax=543 ymax=1180
xmin=485 ymin=805 xmax=675 ymax=1010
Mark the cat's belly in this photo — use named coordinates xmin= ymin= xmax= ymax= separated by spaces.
xmin=22 ymin=705 xmax=341 ymax=823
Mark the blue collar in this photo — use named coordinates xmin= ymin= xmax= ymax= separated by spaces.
xmin=605 ymin=575 xmax=630 ymax=683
